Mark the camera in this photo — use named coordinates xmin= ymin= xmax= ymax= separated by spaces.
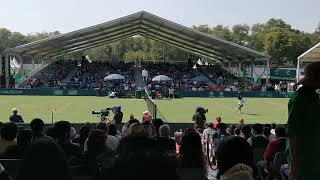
xmin=196 ymin=107 xmax=208 ymax=114
xmin=92 ymin=108 xmax=112 ymax=117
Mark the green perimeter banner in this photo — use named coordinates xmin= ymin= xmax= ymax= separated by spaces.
xmin=0 ymin=89 xmax=293 ymax=98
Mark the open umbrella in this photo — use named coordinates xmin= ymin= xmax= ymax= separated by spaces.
xmin=152 ymin=75 xmax=172 ymax=82
xmin=191 ymin=75 xmax=211 ymax=83
xmin=104 ymin=74 xmax=125 ymax=81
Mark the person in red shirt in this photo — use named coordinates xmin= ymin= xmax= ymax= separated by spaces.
xmin=213 ymin=116 xmax=222 ymax=129
xmin=263 ymin=127 xmax=286 ymax=162
xmin=142 ymin=111 xmax=152 ymax=123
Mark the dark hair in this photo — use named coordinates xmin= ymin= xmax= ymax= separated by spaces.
xmin=152 ymin=118 xmax=163 ymax=136
xmin=87 ymin=129 xmax=106 ymax=158
xmin=271 ymin=123 xmax=277 ymax=129
xmin=108 ymin=124 xmax=117 ymax=136
xmin=180 ymin=131 xmax=204 ymax=169
xmin=264 ymin=124 xmax=271 ymax=129
xmin=101 ymin=136 xmax=178 ymax=180
xmin=263 ymin=127 xmax=271 ymax=138
xmin=207 ymin=123 xmax=214 ymax=128
xmin=54 ymin=121 xmax=71 ymax=139
xmin=216 ymin=136 xmax=253 ymax=176
xmin=234 ymin=128 xmax=241 ymax=136
xmin=241 ymin=125 xmax=251 ymax=140
xmin=17 ymin=129 xmax=32 ymax=146
xmin=96 ymin=122 xmax=108 ymax=132
xmin=252 ymin=123 xmax=263 ymax=134
xmin=30 ymin=118 xmax=44 ymax=133
xmin=46 ymin=126 xmax=56 ymax=138
xmin=128 ymin=119 xmax=139 ymax=127
xmin=275 ymin=127 xmax=286 ymax=138
xmin=217 ymin=123 xmax=227 ymax=132
xmin=1 ymin=122 xmax=18 ymax=141
xmin=18 ymin=140 xmax=71 ymax=180
xmin=79 ymin=125 xmax=91 ymax=143
xmin=228 ymin=124 xmax=236 ymax=135
xmin=216 ymin=116 xmax=222 ymax=122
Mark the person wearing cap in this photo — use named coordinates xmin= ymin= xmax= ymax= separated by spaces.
xmin=287 ymin=62 xmax=320 ymax=180
xmin=142 ymin=111 xmax=152 ymax=123
xmin=9 ymin=108 xmax=24 ymax=123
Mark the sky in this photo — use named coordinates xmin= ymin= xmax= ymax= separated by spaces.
xmin=0 ymin=0 xmax=319 ymax=35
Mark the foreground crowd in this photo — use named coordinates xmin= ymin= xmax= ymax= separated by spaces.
xmin=0 ymin=116 xmax=289 ymax=180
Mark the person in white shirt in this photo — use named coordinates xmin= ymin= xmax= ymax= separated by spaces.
xmin=142 ymin=68 xmax=148 ymax=82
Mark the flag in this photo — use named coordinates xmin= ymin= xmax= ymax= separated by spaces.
xmin=197 ymin=59 xmax=203 ymax=66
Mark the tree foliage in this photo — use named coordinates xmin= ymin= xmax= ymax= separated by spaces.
xmin=0 ymin=18 xmax=320 ymax=65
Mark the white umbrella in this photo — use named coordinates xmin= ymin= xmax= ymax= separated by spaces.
xmin=104 ymin=74 xmax=126 ymax=81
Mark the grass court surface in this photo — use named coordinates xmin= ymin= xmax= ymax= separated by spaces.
xmin=0 ymin=96 xmax=289 ymax=124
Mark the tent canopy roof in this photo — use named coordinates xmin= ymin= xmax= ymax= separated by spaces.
xmin=5 ymin=11 xmax=269 ymax=63
xmin=298 ymin=42 xmax=320 ymax=63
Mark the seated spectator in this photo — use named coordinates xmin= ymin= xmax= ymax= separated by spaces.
xmin=152 ymin=118 xmax=164 ymax=137
xmin=99 ymin=136 xmax=178 ymax=180
xmin=216 ymin=136 xmax=254 ymax=179
xmin=239 ymin=118 xmax=245 ymax=127
xmin=263 ymin=127 xmax=271 ymax=143
xmin=214 ymin=116 xmax=222 ymax=129
xmin=234 ymin=127 xmax=241 ymax=136
xmin=213 ymin=123 xmax=230 ymax=141
xmin=54 ymin=121 xmax=81 ymax=161
xmin=91 ymin=122 xmax=119 ymax=151
xmin=247 ymin=123 xmax=269 ymax=165
xmin=18 ymin=140 xmax=71 ymax=180
xmin=72 ymin=124 xmax=91 ymax=150
xmin=108 ymin=124 xmax=121 ymax=140
xmin=143 ymin=122 xmax=154 ymax=137
xmin=122 ymin=118 xmax=139 ymax=137
xmin=156 ymin=124 xmax=176 ymax=152
xmin=202 ymin=123 xmax=216 ymax=141
xmin=9 ymin=108 xmax=24 ymax=123
xmin=241 ymin=125 xmax=251 ymax=140
xmin=0 ymin=122 xmax=18 ymax=155
xmin=1 ymin=129 xmax=32 ymax=159
xmin=30 ymin=118 xmax=52 ymax=142
xmin=142 ymin=111 xmax=152 ymax=123
xmin=228 ymin=124 xmax=236 ymax=135
xmin=177 ymin=130 xmax=207 ymax=179
xmin=128 ymin=123 xmax=146 ymax=137
xmin=264 ymin=127 xmax=286 ymax=162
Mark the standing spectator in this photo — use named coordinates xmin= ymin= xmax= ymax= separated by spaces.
xmin=9 ymin=108 xmax=24 ymax=123
xmin=30 ymin=118 xmax=52 ymax=142
xmin=142 ymin=68 xmax=149 ymax=82
xmin=18 ymin=140 xmax=71 ymax=180
xmin=287 ymin=62 xmax=320 ymax=180
xmin=214 ymin=116 xmax=222 ymax=129
xmin=0 ymin=122 xmax=18 ymax=155
xmin=156 ymin=124 xmax=176 ymax=152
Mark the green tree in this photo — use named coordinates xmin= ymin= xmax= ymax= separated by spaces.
xmin=231 ymin=24 xmax=250 ymax=46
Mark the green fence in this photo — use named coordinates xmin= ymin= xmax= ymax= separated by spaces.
xmin=0 ymin=88 xmax=293 ymax=98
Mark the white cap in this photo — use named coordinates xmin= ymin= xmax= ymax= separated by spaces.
xmin=12 ymin=108 xmax=18 ymax=113
xmin=143 ymin=111 xmax=149 ymax=114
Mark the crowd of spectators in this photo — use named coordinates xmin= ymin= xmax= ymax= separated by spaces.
xmin=26 ymin=61 xmax=74 ymax=88
xmin=0 ymin=114 xmax=289 ymax=180
xmin=69 ymin=62 xmax=135 ymax=90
